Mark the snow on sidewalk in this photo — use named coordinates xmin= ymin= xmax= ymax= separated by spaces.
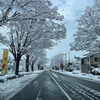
xmin=53 ymin=70 xmax=100 ymax=83
xmin=0 ymin=70 xmax=44 ymax=100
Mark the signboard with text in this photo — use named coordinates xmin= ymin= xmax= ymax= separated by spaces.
xmin=1 ymin=50 xmax=9 ymax=74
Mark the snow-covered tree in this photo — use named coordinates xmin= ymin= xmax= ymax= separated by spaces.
xmin=70 ymin=0 xmax=100 ymax=53
xmin=28 ymin=49 xmax=45 ymax=71
xmin=50 ymin=53 xmax=64 ymax=70
xmin=7 ymin=56 xmax=15 ymax=72
xmin=36 ymin=54 xmax=49 ymax=70
xmin=29 ymin=54 xmax=37 ymax=71
xmin=0 ymin=0 xmax=65 ymax=27
xmin=0 ymin=0 xmax=66 ymax=75
xmin=73 ymin=56 xmax=81 ymax=70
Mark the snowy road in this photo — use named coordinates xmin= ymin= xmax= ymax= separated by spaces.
xmin=51 ymin=71 xmax=100 ymax=100
xmin=5 ymin=71 xmax=100 ymax=100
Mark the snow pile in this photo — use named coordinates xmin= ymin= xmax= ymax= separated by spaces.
xmin=0 ymin=74 xmax=17 ymax=82
xmin=0 ymin=71 xmax=44 ymax=83
xmin=72 ymin=70 xmax=81 ymax=74
xmin=54 ymin=70 xmax=100 ymax=82
xmin=19 ymin=72 xmax=33 ymax=77
xmin=0 ymin=72 xmax=31 ymax=83
xmin=92 ymin=68 xmax=100 ymax=75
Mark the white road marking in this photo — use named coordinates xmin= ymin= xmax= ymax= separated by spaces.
xmin=57 ymin=73 xmax=100 ymax=100
xmin=49 ymin=73 xmax=72 ymax=100
xmin=56 ymin=72 xmax=100 ymax=96
xmin=36 ymin=89 xmax=42 ymax=100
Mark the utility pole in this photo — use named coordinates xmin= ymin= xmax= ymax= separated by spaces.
xmin=65 ymin=54 xmax=66 ymax=63
xmin=61 ymin=54 xmax=63 ymax=70
xmin=65 ymin=54 xmax=66 ymax=70
xmin=68 ymin=52 xmax=70 ymax=68
xmin=74 ymin=55 xmax=76 ymax=70
xmin=89 ymin=49 xmax=91 ymax=74
xmin=61 ymin=54 xmax=63 ymax=64
xmin=66 ymin=54 xmax=67 ymax=70
xmin=69 ymin=52 xmax=70 ymax=64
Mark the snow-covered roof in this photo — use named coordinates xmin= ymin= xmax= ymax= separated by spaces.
xmin=83 ymin=52 xmax=100 ymax=58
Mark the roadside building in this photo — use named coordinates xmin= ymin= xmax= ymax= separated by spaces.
xmin=81 ymin=53 xmax=100 ymax=73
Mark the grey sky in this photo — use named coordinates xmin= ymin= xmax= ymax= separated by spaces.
xmin=46 ymin=0 xmax=94 ymax=60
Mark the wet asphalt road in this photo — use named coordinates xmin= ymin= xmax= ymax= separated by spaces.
xmin=6 ymin=71 xmax=100 ymax=100
xmin=9 ymin=71 xmax=67 ymax=100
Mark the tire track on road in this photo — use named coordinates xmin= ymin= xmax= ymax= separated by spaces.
xmin=51 ymin=72 xmax=100 ymax=100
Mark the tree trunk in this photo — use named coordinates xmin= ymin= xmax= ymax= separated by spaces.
xmin=38 ymin=64 xmax=40 ymax=70
xmin=26 ymin=55 xmax=29 ymax=72
xmin=15 ymin=56 xmax=20 ymax=75
xmin=31 ymin=64 xmax=33 ymax=71
xmin=31 ymin=61 xmax=36 ymax=71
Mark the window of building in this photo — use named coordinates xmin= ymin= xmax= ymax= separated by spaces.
xmin=94 ymin=57 xmax=100 ymax=62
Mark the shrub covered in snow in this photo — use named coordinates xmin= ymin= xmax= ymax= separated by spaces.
xmin=92 ymin=68 xmax=100 ymax=75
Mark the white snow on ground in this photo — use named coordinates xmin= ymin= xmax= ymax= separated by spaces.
xmin=53 ymin=70 xmax=100 ymax=82
xmin=0 ymin=70 xmax=44 ymax=99
xmin=0 ymin=74 xmax=17 ymax=81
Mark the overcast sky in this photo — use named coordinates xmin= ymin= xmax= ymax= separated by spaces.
xmin=46 ymin=0 xmax=94 ymax=61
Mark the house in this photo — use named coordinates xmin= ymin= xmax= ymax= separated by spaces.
xmin=81 ymin=53 xmax=100 ymax=73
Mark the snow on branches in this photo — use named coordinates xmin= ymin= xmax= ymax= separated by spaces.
xmin=0 ymin=0 xmax=65 ymax=26
xmin=0 ymin=0 xmax=67 ymax=75
xmin=70 ymin=0 xmax=100 ymax=53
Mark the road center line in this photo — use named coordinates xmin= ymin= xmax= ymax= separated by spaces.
xmin=36 ymin=87 xmax=42 ymax=100
xmin=49 ymin=73 xmax=72 ymax=100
